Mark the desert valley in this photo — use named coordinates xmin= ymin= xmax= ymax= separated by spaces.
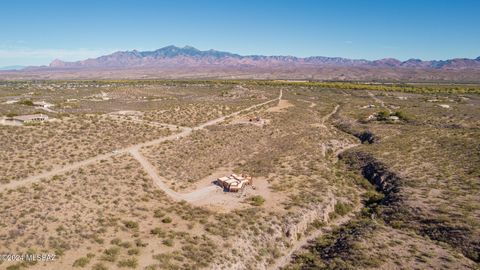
xmin=0 ymin=79 xmax=478 ymax=270
xmin=1 ymin=1 xmax=479 ymax=269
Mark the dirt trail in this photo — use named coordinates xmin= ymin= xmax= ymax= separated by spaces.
xmin=315 ymin=104 xmax=340 ymax=129
xmin=368 ymin=91 xmax=391 ymax=112
xmin=321 ymin=104 xmax=339 ymax=124
xmin=1 ymin=90 xmax=281 ymax=191
xmin=298 ymin=99 xmax=317 ymax=108
xmin=196 ymin=89 xmax=282 ymax=129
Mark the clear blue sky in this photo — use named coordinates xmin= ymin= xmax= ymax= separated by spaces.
xmin=1 ymin=0 xmax=479 ymax=66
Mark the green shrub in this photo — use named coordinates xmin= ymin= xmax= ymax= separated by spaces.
xmin=118 ymin=241 xmax=131 ymax=249
xmin=161 ymin=217 xmax=172 ymax=223
xmin=311 ymin=219 xmax=326 ymax=229
xmin=127 ymin=248 xmax=139 ymax=255
xmin=110 ymin=238 xmax=121 ymax=245
xmin=162 ymin=238 xmax=174 ymax=247
xmin=91 ymin=263 xmax=108 ymax=270
xmin=72 ymin=257 xmax=90 ymax=267
xmin=250 ymin=195 xmax=265 ymax=206
xmin=376 ymin=110 xmax=390 ymax=121
xmin=376 ymin=110 xmax=412 ymax=122
xmin=117 ymin=258 xmax=138 ymax=268
xmin=364 ymin=190 xmax=385 ymax=205
xmin=18 ymin=99 xmax=34 ymax=106
xmin=154 ymin=209 xmax=165 ymax=218
xmin=150 ymin=227 xmax=166 ymax=237
xmin=135 ymin=239 xmax=148 ymax=247
xmin=6 ymin=264 xmax=23 ymax=270
xmin=123 ymin=220 xmax=139 ymax=229
xmin=101 ymin=247 xmax=120 ymax=262
xmin=334 ymin=202 xmax=352 ymax=216
xmin=391 ymin=111 xmax=412 ymax=121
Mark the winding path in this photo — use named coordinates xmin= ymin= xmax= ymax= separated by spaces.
xmin=321 ymin=104 xmax=339 ymax=124
xmin=129 ymin=148 xmax=218 ymax=202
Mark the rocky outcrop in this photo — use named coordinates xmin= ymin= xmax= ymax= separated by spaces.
xmin=211 ymin=193 xmax=338 ymax=270
xmin=356 ymin=131 xmax=378 ymax=144
xmin=341 ymin=152 xmax=401 ymax=200
xmin=283 ymin=193 xmax=337 ymax=241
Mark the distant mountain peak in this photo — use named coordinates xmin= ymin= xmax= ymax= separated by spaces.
xmin=183 ymin=45 xmax=198 ymax=50
xmin=49 ymin=59 xmax=67 ymax=67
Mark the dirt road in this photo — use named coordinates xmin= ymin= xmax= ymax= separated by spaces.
xmin=129 ymin=148 xmax=218 ymax=202
xmin=129 ymin=89 xmax=283 ymax=202
xmin=1 ymin=90 xmax=281 ymax=191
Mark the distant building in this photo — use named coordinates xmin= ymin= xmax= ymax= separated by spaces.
xmin=33 ymin=101 xmax=54 ymax=108
xmin=11 ymin=114 xmax=49 ymax=124
xmin=216 ymin=174 xmax=253 ymax=192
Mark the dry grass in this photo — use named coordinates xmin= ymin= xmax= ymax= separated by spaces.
xmin=0 ymin=115 xmax=171 ymax=183
xmin=1 ymin=80 xmax=478 ymax=269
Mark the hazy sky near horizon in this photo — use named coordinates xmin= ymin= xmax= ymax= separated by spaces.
xmin=1 ymin=0 xmax=479 ymax=66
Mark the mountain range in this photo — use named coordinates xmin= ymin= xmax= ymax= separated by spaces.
xmin=46 ymin=45 xmax=480 ymax=70
xmin=2 ymin=45 xmax=480 ymax=82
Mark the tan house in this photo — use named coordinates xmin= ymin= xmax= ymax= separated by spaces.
xmin=216 ymin=174 xmax=253 ymax=192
